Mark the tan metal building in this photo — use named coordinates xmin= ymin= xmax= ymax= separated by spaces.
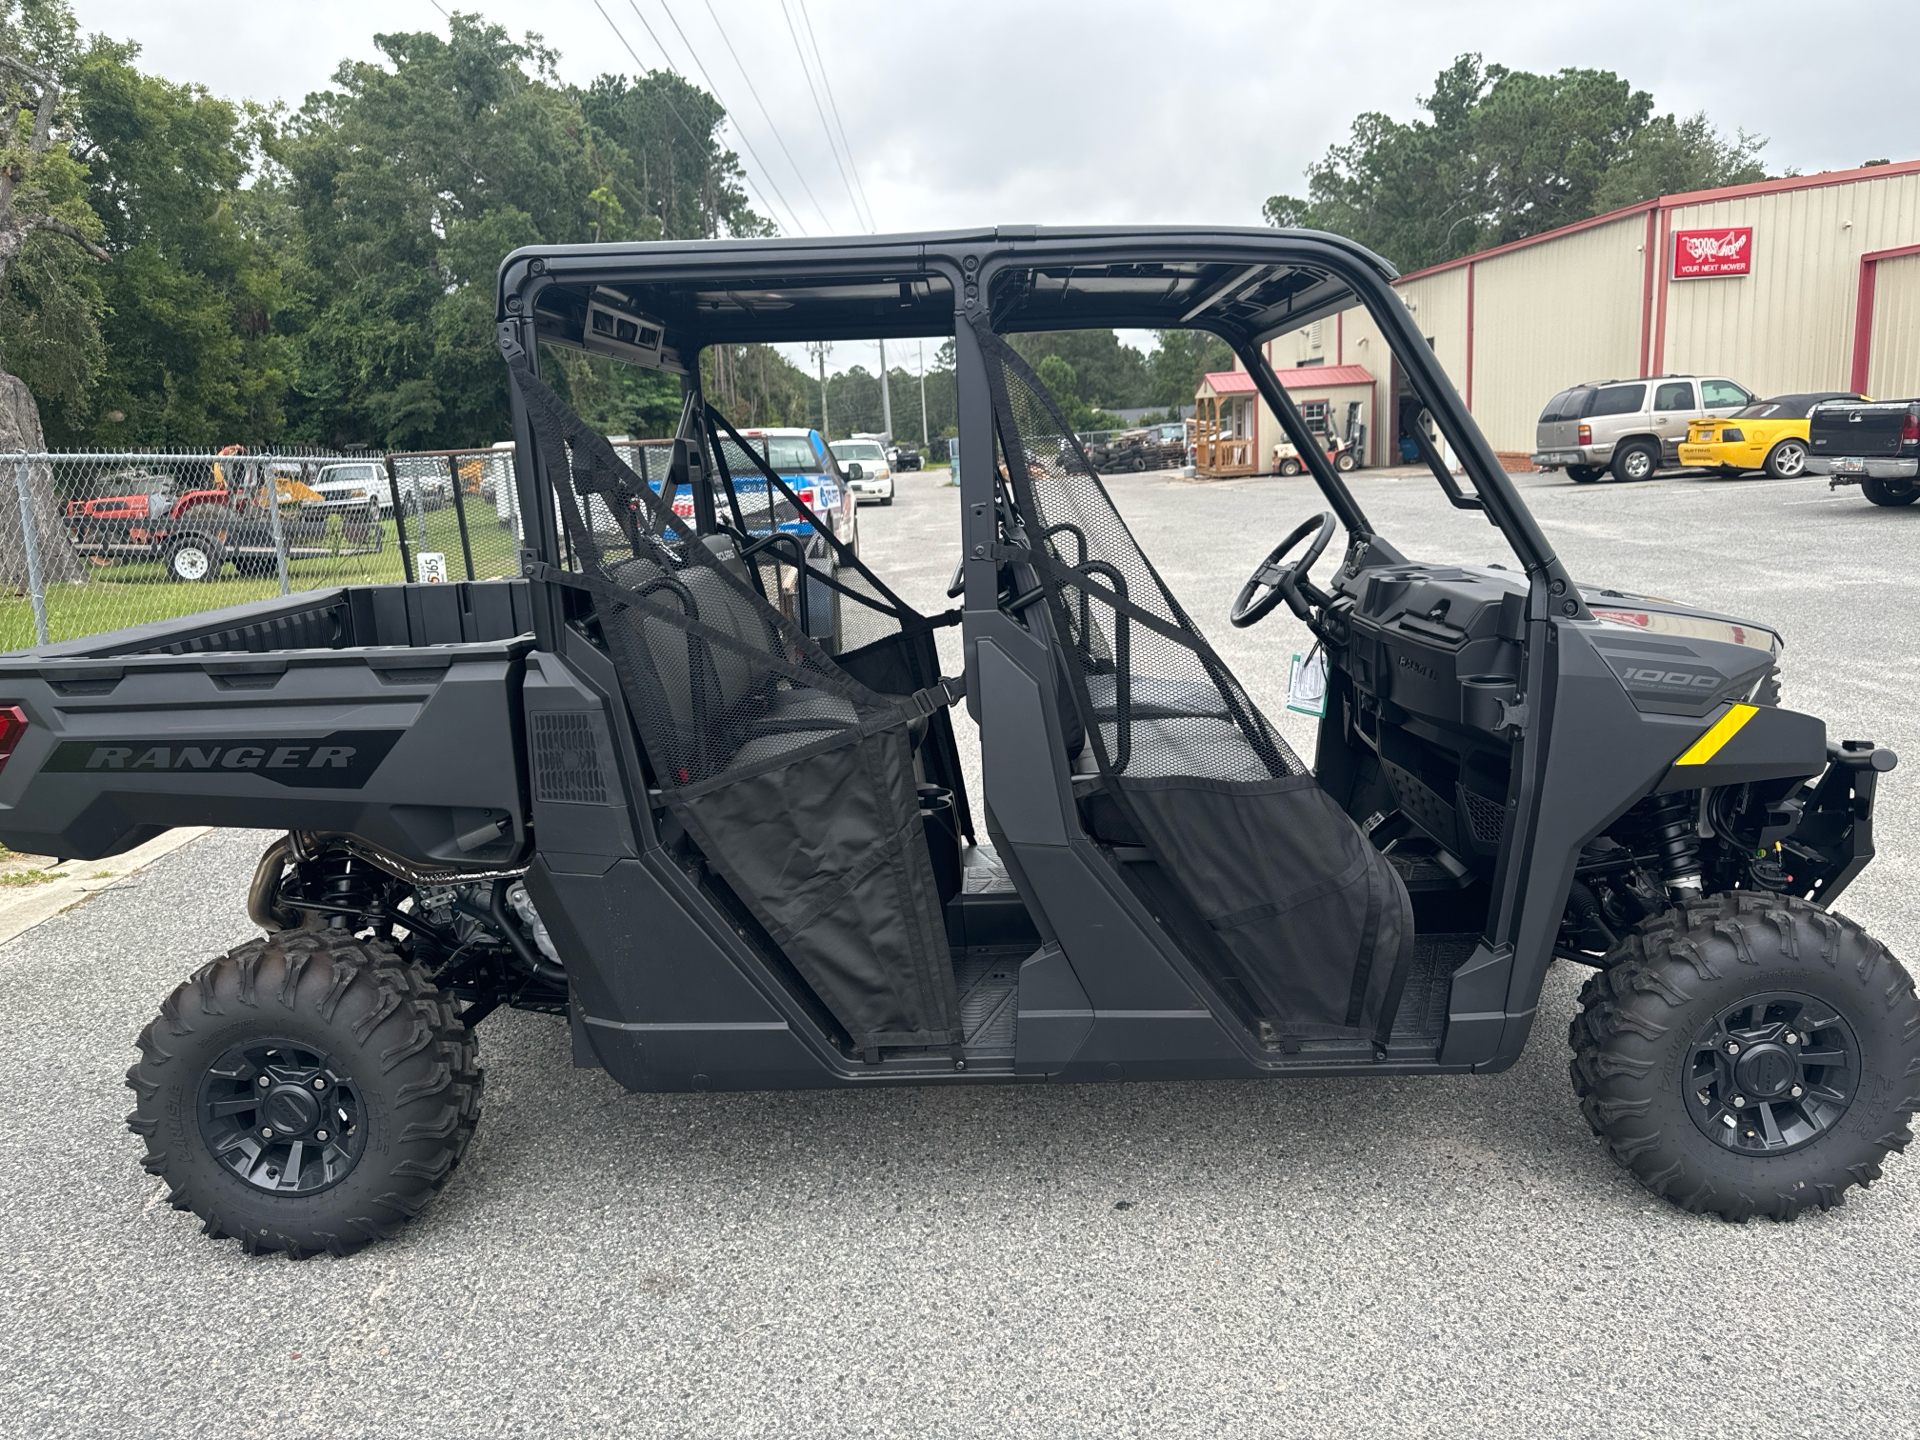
xmin=1234 ymin=159 xmax=1920 ymax=464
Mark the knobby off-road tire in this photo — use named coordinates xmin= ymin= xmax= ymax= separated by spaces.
xmin=1569 ymin=893 xmax=1920 ymax=1222
xmin=125 ymin=932 xmax=482 ymax=1258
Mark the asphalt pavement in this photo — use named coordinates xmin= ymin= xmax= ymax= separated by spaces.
xmin=2 ymin=460 xmax=1917 ymax=1438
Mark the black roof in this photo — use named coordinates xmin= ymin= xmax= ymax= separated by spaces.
xmin=497 ymin=225 xmax=1400 ymax=365
xmin=1749 ymin=391 xmax=1863 ymax=418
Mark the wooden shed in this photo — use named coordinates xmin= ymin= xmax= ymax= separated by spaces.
xmin=1194 ymin=365 xmax=1378 ymax=478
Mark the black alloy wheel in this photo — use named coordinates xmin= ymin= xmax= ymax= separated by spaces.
xmin=1570 ymin=892 xmax=1920 ymax=1222
xmin=126 ymin=932 xmax=482 ymax=1257
xmin=1683 ymin=992 xmax=1856 ymax=1155
xmin=198 ymin=1038 xmax=367 ymax=1195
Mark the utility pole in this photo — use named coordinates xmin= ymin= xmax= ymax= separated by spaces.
xmin=878 ymin=338 xmax=894 ymax=442
xmin=918 ymin=341 xmax=929 ymax=449
xmin=808 ymin=341 xmax=832 ymax=437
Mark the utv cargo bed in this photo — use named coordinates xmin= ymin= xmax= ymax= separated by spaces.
xmin=0 ymin=581 xmax=535 ymax=863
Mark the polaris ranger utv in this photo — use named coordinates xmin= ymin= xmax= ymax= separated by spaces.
xmin=0 ymin=227 xmax=1912 ymax=1257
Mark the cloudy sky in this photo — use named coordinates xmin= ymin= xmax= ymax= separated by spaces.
xmin=80 ymin=0 xmax=1917 ymax=230
xmin=74 ymin=0 xmax=1917 ymax=374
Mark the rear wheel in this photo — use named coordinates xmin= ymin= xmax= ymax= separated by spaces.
xmin=1569 ymin=893 xmax=1919 ymax=1221
xmin=1611 ymin=441 xmax=1658 ymax=483
xmin=1278 ymin=457 xmax=1302 ymax=477
xmin=1763 ymin=439 xmax=1809 ymax=478
xmin=125 ymin=932 xmax=482 ymax=1257
xmin=165 ymin=533 xmax=222 ymax=582
xmin=1566 ymin=465 xmax=1602 ymax=483
xmin=1334 ymin=451 xmax=1357 ymax=472
xmin=1862 ymin=478 xmax=1920 ymax=506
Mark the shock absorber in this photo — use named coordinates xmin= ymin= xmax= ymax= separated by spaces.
xmin=1650 ymin=793 xmax=1703 ymax=897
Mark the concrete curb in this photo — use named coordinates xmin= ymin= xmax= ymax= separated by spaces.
xmin=0 ymin=827 xmax=215 ymax=951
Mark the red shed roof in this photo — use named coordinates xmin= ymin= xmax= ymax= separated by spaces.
xmin=1199 ymin=365 xmax=1374 ymax=396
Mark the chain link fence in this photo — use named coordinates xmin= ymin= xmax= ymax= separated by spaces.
xmin=0 ymin=448 xmax=532 ymax=650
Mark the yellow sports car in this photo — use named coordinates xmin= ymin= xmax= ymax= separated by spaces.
xmin=1678 ymin=391 xmax=1866 ymax=478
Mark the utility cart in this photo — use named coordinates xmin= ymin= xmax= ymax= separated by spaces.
xmin=0 ymin=226 xmax=1911 ymax=1256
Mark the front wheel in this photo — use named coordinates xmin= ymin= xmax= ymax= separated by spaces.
xmin=125 ymin=932 xmax=482 ymax=1257
xmin=1862 ymin=478 xmax=1920 ymax=507
xmin=1763 ymin=439 xmax=1809 ymax=478
xmin=1569 ymin=894 xmax=1919 ymax=1222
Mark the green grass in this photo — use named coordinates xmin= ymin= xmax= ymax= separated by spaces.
xmin=1 ymin=506 xmax=522 ymax=650
xmin=0 ymin=868 xmax=66 ymax=887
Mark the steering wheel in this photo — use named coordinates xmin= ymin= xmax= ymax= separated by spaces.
xmin=1230 ymin=512 xmax=1337 ymax=629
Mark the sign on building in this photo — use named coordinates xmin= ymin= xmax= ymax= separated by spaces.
xmin=1673 ymin=227 xmax=1754 ymax=279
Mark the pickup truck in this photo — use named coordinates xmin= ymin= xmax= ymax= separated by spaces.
xmin=1808 ymin=397 xmax=1920 ymax=506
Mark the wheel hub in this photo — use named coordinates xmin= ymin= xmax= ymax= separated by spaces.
xmin=196 ymin=1038 xmax=365 ymax=1194
xmin=261 ymin=1085 xmax=320 ymax=1134
xmin=1733 ymin=1043 xmax=1797 ymax=1099
xmin=1686 ymin=991 xmax=1857 ymax=1155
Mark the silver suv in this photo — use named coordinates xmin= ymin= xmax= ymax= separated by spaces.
xmin=1533 ymin=375 xmax=1753 ymax=483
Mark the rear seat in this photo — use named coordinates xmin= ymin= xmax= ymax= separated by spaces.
xmin=605 ymin=553 xmax=859 ymax=773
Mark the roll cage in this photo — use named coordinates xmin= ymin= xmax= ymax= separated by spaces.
xmin=494 ymin=226 xmax=1610 ymax=1075
xmin=494 ymin=227 xmax=1581 ymax=627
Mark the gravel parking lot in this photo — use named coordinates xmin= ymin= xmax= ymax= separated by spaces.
xmin=3 ymin=461 xmax=1916 ymax=1438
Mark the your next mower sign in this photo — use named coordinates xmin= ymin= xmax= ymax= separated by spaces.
xmin=1673 ymin=227 xmax=1754 ymax=278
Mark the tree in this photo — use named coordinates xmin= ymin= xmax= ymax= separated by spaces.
xmin=0 ymin=0 xmax=107 ymax=586
xmin=1263 ymin=55 xmax=1770 ymax=272
xmin=72 ymin=39 xmax=292 ymax=448
xmin=1147 ymin=328 xmax=1233 ymax=409
xmin=271 ymin=17 xmax=767 ymax=450
xmin=579 ymin=70 xmax=767 ymax=242
xmin=1011 ymin=329 xmax=1151 ymax=410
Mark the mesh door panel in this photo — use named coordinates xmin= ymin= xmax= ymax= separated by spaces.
xmin=508 ymin=359 xmax=961 ymax=1052
xmin=976 ymin=326 xmax=1413 ymax=1042
xmin=979 ymin=331 xmax=1302 ymax=782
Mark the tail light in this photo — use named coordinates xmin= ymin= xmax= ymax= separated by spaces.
xmin=793 ymin=486 xmax=815 ymax=511
xmin=0 ymin=705 xmax=28 ymax=774
xmin=1903 ymin=412 xmax=1919 ymax=446
xmin=1577 ymin=424 xmax=1592 ymax=445
xmin=1721 ymin=428 xmax=1744 ymax=442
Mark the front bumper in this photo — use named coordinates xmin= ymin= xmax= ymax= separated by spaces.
xmin=1810 ymin=456 xmax=1920 ymax=485
xmin=849 ymin=478 xmax=894 ymax=500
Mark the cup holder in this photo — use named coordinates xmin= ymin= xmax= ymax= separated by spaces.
xmin=1460 ymin=675 xmax=1520 ymax=732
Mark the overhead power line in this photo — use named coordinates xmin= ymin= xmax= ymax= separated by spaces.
xmin=638 ymin=0 xmax=811 ymax=236
xmin=701 ymin=0 xmax=836 ymax=232
xmin=793 ymin=0 xmax=874 ymax=231
xmin=776 ymin=0 xmax=864 ymax=233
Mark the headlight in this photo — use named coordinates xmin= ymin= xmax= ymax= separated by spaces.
xmin=877 ymin=468 xmax=891 ymax=479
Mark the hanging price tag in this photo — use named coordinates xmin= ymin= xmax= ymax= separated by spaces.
xmin=1287 ymin=648 xmax=1328 ymax=718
